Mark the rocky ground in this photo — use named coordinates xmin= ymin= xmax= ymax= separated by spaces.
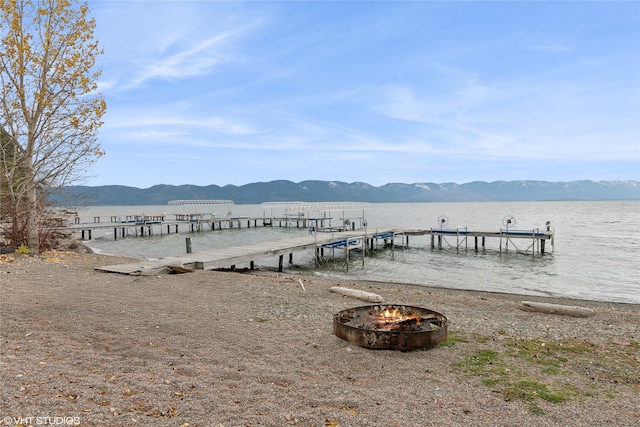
xmin=1 ymin=251 xmax=639 ymax=426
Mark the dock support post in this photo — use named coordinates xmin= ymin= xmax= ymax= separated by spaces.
xmin=345 ymin=244 xmax=349 ymax=272
xmin=391 ymin=235 xmax=395 ymax=260
xmin=278 ymin=255 xmax=284 ymax=272
xmin=541 ymin=239 xmax=546 ymax=254
xmin=474 ymin=236 xmax=478 ymax=252
xmin=250 ymin=261 xmax=254 ymax=270
xmin=430 ymin=233 xmax=434 ymax=249
xmin=289 ymin=253 xmax=293 ymax=265
xmin=114 ymin=228 xmax=117 ymax=240
xmin=186 ymin=237 xmax=192 ymax=254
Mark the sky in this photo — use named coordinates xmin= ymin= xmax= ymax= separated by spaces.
xmin=85 ymin=0 xmax=640 ymax=188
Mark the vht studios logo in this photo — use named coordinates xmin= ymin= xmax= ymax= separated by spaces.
xmin=3 ymin=416 xmax=81 ymax=426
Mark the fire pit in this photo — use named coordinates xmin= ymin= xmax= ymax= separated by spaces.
xmin=333 ymin=304 xmax=448 ymax=351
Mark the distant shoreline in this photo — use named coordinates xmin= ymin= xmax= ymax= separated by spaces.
xmin=53 ymin=179 xmax=640 ymax=205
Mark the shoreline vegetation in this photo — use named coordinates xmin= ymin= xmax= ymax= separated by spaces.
xmin=1 ymin=249 xmax=638 ymax=426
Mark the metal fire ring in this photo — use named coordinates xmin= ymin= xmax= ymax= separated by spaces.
xmin=333 ymin=304 xmax=448 ymax=351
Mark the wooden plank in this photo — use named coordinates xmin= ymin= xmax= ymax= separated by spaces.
xmin=331 ymin=286 xmax=384 ymax=303
xmin=95 ymin=231 xmax=383 ymax=275
xmin=518 ymin=301 xmax=595 ymax=318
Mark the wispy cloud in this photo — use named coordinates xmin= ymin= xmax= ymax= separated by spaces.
xmin=102 ymin=110 xmax=267 ymax=145
xmin=528 ymin=42 xmax=573 ymax=53
xmin=87 ymin=1 xmax=639 ymax=186
xmin=94 ymin=1 xmax=270 ymax=91
xmin=125 ymin=33 xmax=236 ymax=89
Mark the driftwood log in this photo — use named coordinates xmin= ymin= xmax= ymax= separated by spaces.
xmin=167 ymin=265 xmax=195 ymax=274
xmin=330 ymin=287 xmax=384 ymax=303
xmin=518 ymin=301 xmax=595 ymax=318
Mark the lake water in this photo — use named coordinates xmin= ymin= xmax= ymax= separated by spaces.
xmin=81 ymin=201 xmax=640 ymax=305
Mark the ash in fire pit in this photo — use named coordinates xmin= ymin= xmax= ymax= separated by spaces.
xmin=333 ymin=304 xmax=448 ymax=351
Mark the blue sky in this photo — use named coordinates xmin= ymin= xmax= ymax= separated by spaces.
xmin=86 ymin=0 xmax=640 ymax=188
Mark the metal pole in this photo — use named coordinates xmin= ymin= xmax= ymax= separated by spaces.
xmin=345 ymin=240 xmax=349 ymax=272
xmin=391 ymin=235 xmax=395 ymax=260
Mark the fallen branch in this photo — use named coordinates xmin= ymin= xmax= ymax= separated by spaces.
xmin=167 ymin=265 xmax=195 ymax=274
xmin=518 ymin=301 xmax=595 ymax=318
xmin=330 ymin=286 xmax=384 ymax=303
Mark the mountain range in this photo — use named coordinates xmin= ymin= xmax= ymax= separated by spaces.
xmin=56 ymin=180 xmax=640 ymax=206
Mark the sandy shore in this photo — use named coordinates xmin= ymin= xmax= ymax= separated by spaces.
xmin=1 ymin=251 xmax=638 ymax=427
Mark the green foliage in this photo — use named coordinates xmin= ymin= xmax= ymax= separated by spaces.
xmin=453 ymin=335 xmax=639 ymax=414
xmin=436 ymin=331 xmax=469 ymax=348
xmin=0 ymin=0 xmax=106 ymax=253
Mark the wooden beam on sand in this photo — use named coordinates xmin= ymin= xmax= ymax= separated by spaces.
xmin=518 ymin=301 xmax=595 ymax=318
xmin=167 ymin=265 xmax=194 ymax=274
xmin=331 ymin=287 xmax=384 ymax=303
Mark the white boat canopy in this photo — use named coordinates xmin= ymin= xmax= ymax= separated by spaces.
xmin=168 ymin=200 xmax=234 ymax=206
xmin=260 ymin=201 xmax=372 ymax=214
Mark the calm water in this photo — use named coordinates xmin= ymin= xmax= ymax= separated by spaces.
xmin=81 ymin=201 xmax=640 ymax=304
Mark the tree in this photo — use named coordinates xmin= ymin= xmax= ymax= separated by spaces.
xmin=0 ymin=0 xmax=106 ymax=254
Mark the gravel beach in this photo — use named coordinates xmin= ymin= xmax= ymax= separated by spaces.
xmin=1 ymin=251 xmax=638 ymax=426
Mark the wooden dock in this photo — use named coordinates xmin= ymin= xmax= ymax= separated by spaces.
xmin=63 ymin=213 xmax=354 ymax=240
xmin=428 ymin=227 xmax=554 ymax=254
xmin=96 ymin=226 xmax=554 ymax=276
xmin=95 ymin=227 xmax=402 ymax=275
